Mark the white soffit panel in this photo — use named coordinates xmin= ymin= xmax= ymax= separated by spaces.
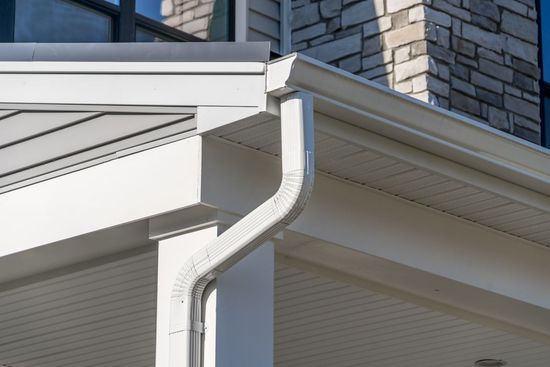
xmin=0 ymin=247 xmax=157 ymax=367
xmin=214 ymin=116 xmax=550 ymax=248
xmin=275 ymin=261 xmax=550 ymax=367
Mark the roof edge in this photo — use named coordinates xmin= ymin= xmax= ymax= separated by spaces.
xmin=0 ymin=42 xmax=271 ymax=62
xmin=267 ymin=53 xmax=550 ymax=197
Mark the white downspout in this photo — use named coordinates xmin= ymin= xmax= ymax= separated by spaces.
xmin=168 ymin=91 xmax=315 ymax=367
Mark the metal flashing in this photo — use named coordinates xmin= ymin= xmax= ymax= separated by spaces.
xmin=0 ymin=42 xmax=271 ymax=62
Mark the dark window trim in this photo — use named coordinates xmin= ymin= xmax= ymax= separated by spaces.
xmin=536 ymin=0 xmax=550 ymax=147
xmin=0 ymin=0 xmax=16 ymax=42
xmin=1 ymin=0 xmax=234 ymax=43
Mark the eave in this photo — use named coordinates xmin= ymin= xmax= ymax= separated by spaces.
xmin=212 ymin=53 xmax=550 ymax=247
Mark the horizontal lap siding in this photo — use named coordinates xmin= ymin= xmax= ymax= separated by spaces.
xmin=0 ymin=248 xmax=158 ymax=367
xmin=249 ymin=0 xmax=282 ymax=53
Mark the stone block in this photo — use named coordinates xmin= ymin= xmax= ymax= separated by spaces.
xmin=372 ymin=73 xmax=393 ymax=87
xmin=470 ymin=0 xmax=500 ymax=21
xmin=488 ymin=106 xmax=510 ymax=130
xmin=363 ymin=37 xmax=382 ymax=56
xmin=383 ymin=22 xmax=426 ymax=48
xmin=395 ymin=80 xmax=413 ymax=93
xmin=501 ymin=10 xmax=538 ymax=43
xmin=428 ymin=42 xmax=455 ymax=63
xmin=504 ymin=94 xmax=540 ymax=120
xmin=514 ymin=114 xmax=540 ymax=131
xmin=462 ymin=23 xmax=504 ymax=52
xmin=413 ymin=75 xmax=428 ymax=92
xmin=511 ymin=58 xmax=540 ymax=78
xmin=452 ymin=76 xmax=476 ymax=96
xmin=523 ymin=92 xmax=540 ymax=104
xmin=363 ymin=16 xmax=392 ymax=38
xmin=293 ymin=23 xmax=327 ymax=43
xmin=392 ymin=10 xmax=410 ymax=29
xmin=292 ymin=3 xmax=320 ymax=29
xmin=361 ymin=64 xmax=393 ymax=79
xmin=451 ymin=37 xmax=476 ymax=57
xmin=339 ymin=54 xmax=362 ymax=73
xmin=320 ymin=0 xmax=342 ymax=18
xmin=513 ymin=72 xmax=536 ymax=92
xmin=505 ymin=84 xmax=522 ymax=97
xmin=438 ymin=63 xmax=450 ymax=80
xmin=341 ymin=0 xmax=384 ymax=28
xmin=412 ymin=90 xmax=440 ymax=105
xmin=409 ymin=6 xmax=452 ymax=27
xmin=456 ymin=55 xmax=477 ymax=68
xmin=513 ymin=125 xmax=540 ymax=144
xmin=302 ymin=33 xmax=362 ymax=63
xmin=478 ymin=48 xmax=504 ymax=64
xmin=450 ymin=63 xmax=469 ymax=80
xmin=471 ymin=71 xmax=504 ymax=93
xmin=477 ymin=89 xmax=503 ymax=107
xmin=494 ymin=0 xmax=528 ymax=16
xmin=310 ymin=34 xmax=335 ymax=46
xmin=505 ymin=36 xmax=538 ymax=63
xmin=427 ymin=74 xmax=450 ymax=96
xmin=452 ymin=18 xmax=461 ymax=36
xmin=411 ymin=40 xmax=428 ymax=56
xmin=327 ymin=17 xmax=341 ymax=33
xmin=362 ymin=50 xmax=393 ymax=69
xmin=479 ymin=59 xmax=513 ymax=82
xmin=436 ymin=27 xmax=450 ymax=48
xmin=432 ymin=0 xmax=471 ymax=21
xmin=394 ymin=55 xmax=438 ymax=81
xmin=395 ymin=45 xmax=411 ymax=63
xmin=471 ymin=15 xmax=497 ymax=32
xmin=451 ymin=90 xmax=481 ymax=115
xmin=387 ymin=0 xmax=426 ymax=13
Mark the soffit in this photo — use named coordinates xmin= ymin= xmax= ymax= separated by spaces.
xmin=275 ymin=260 xmax=550 ymax=367
xmin=213 ymin=113 xmax=550 ymax=249
xmin=0 ymin=246 xmax=157 ymax=367
xmin=0 ymin=105 xmax=197 ymax=193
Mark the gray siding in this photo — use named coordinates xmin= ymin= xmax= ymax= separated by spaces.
xmin=249 ymin=0 xmax=282 ymax=53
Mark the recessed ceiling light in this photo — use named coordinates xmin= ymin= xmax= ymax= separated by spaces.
xmin=475 ymin=359 xmax=507 ymax=367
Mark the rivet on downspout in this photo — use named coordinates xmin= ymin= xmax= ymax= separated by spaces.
xmin=168 ymin=91 xmax=315 ymax=367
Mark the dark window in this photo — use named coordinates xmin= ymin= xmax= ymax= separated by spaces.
xmin=15 ymin=0 xmax=112 ymax=42
xmin=0 ymin=0 xmax=233 ymax=43
xmin=539 ymin=0 xmax=550 ymax=146
xmin=135 ymin=0 xmax=230 ymax=41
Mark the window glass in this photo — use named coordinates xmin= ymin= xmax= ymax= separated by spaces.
xmin=541 ymin=0 xmax=550 ymax=82
xmin=136 ymin=0 xmax=229 ymax=41
xmin=15 ymin=0 xmax=112 ymax=42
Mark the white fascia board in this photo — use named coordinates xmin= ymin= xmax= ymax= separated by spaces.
xmin=267 ymin=54 xmax=550 ymax=197
xmin=0 ymin=61 xmax=267 ymax=108
xmin=0 ymin=136 xmax=202 ymax=257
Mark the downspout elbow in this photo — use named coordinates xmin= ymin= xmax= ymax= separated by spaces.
xmin=169 ymin=92 xmax=315 ymax=367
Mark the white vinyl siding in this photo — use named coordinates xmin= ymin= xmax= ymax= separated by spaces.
xmin=0 ymin=248 xmax=158 ymax=367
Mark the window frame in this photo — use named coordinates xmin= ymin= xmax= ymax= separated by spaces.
xmin=536 ymin=0 xmax=550 ymax=147
xmin=0 ymin=0 xmax=235 ymax=43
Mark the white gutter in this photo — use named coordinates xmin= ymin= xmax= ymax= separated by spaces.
xmin=168 ymin=92 xmax=315 ymax=367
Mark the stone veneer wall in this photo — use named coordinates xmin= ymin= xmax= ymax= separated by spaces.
xmin=291 ymin=0 xmax=541 ymax=143
xmin=161 ymin=0 xmax=217 ymax=40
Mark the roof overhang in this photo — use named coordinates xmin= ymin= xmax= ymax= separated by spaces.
xmin=209 ymin=53 xmax=550 ymax=248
